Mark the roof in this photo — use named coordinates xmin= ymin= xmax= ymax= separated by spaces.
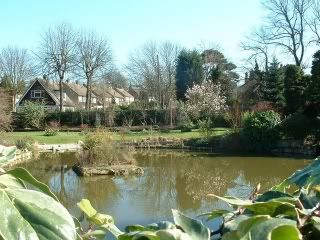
xmin=92 ymin=87 xmax=113 ymax=98
xmin=17 ymin=78 xmax=60 ymax=105
xmin=105 ymin=87 xmax=123 ymax=98
xmin=115 ymin=88 xmax=134 ymax=98
xmin=64 ymin=82 xmax=96 ymax=97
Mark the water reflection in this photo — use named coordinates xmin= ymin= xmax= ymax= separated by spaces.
xmin=17 ymin=150 xmax=310 ymax=229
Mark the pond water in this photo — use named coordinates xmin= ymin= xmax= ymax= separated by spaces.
xmin=18 ymin=150 xmax=310 ymax=231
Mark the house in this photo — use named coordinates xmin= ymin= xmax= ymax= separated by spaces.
xmin=105 ymin=87 xmax=125 ymax=105
xmin=114 ymin=88 xmax=135 ymax=104
xmin=92 ymin=86 xmax=114 ymax=108
xmin=17 ymin=78 xmax=100 ymax=111
xmin=17 ymin=78 xmax=75 ymax=111
xmin=63 ymin=81 xmax=99 ymax=109
xmin=128 ymin=85 xmax=154 ymax=102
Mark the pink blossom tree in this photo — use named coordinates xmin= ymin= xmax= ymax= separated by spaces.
xmin=185 ymin=80 xmax=227 ymax=138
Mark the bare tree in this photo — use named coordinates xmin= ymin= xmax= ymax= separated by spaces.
xmin=75 ymin=31 xmax=112 ymax=110
xmin=37 ymin=23 xmax=76 ymax=112
xmin=126 ymin=41 xmax=180 ymax=108
xmin=262 ymin=0 xmax=312 ymax=66
xmin=308 ymin=0 xmax=320 ymax=45
xmin=0 ymin=46 xmax=33 ymax=111
xmin=241 ymin=28 xmax=270 ymax=72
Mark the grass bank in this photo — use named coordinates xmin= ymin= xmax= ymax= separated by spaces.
xmin=2 ymin=128 xmax=230 ymax=145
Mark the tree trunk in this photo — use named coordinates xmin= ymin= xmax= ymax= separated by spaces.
xmin=59 ymin=79 xmax=63 ymax=112
xmin=85 ymin=78 xmax=90 ymax=110
xmin=12 ymin=94 xmax=16 ymax=112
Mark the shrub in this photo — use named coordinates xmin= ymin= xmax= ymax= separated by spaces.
xmin=279 ymin=112 xmax=320 ymax=140
xmin=78 ymin=130 xmax=135 ymax=166
xmin=198 ymin=118 xmax=214 ymax=139
xmin=0 ymin=90 xmax=12 ymax=131
xmin=242 ymin=110 xmax=281 ymax=152
xmin=44 ymin=128 xmax=58 ymax=136
xmin=18 ymin=101 xmax=47 ymax=129
xmin=15 ymin=137 xmax=34 ymax=151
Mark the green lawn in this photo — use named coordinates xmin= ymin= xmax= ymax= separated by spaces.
xmin=2 ymin=128 xmax=230 ymax=145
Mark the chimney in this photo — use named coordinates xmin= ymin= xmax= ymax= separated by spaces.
xmin=66 ymin=79 xmax=69 ymax=83
xmin=75 ymin=80 xmax=79 ymax=85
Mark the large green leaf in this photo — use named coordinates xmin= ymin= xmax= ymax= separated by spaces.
xmin=273 ymin=158 xmax=320 ymax=191
xmin=198 ymin=209 xmax=231 ymax=221
xmin=6 ymin=168 xmax=58 ymax=201
xmin=172 ymin=209 xmax=210 ymax=240
xmin=4 ymin=188 xmax=76 ymax=240
xmin=0 ymin=187 xmax=76 ymax=240
xmin=0 ymin=189 xmax=38 ymax=240
xmin=211 ymin=195 xmax=297 ymax=217
xmin=222 ymin=216 xmax=301 ymax=240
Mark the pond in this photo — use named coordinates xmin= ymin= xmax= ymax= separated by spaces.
xmin=17 ymin=150 xmax=310 ymax=230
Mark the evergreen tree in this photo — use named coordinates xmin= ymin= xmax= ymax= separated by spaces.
xmin=202 ymin=49 xmax=239 ymax=103
xmin=308 ymin=50 xmax=320 ymax=102
xmin=264 ymin=58 xmax=285 ymax=107
xmin=284 ymin=65 xmax=305 ymax=114
xmin=175 ymin=50 xmax=204 ymax=101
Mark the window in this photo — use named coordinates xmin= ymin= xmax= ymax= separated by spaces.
xmin=92 ymin=97 xmax=96 ymax=103
xmin=31 ymin=90 xmax=43 ymax=98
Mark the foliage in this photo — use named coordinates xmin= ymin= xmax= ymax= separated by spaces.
xmin=185 ymin=80 xmax=227 ymax=120
xmin=18 ymin=101 xmax=47 ymax=129
xmin=0 ymin=89 xmax=12 ymax=131
xmin=44 ymin=120 xmax=60 ymax=136
xmin=15 ymin=137 xmax=34 ymax=151
xmin=202 ymin=49 xmax=239 ymax=103
xmin=175 ymin=49 xmax=204 ymax=101
xmin=0 ymin=167 xmax=76 ymax=239
xmin=308 ymin=50 xmax=320 ymax=102
xmin=44 ymin=128 xmax=59 ymax=136
xmin=176 ymin=101 xmax=194 ymax=131
xmin=78 ymin=130 xmax=136 ymax=166
xmin=242 ymin=110 xmax=281 ymax=152
xmin=264 ymin=57 xmax=285 ymax=107
xmin=198 ymin=118 xmax=214 ymax=139
xmin=284 ymin=65 xmax=306 ymax=114
xmin=280 ymin=112 xmax=320 ymax=140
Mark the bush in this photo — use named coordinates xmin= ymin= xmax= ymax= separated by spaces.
xmin=44 ymin=128 xmax=58 ymax=136
xmin=0 ymin=90 xmax=12 ymax=131
xmin=78 ymin=130 xmax=135 ymax=166
xmin=242 ymin=110 xmax=281 ymax=152
xmin=279 ymin=112 xmax=320 ymax=140
xmin=17 ymin=101 xmax=47 ymax=129
xmin=15 ymin=137 xmax=34 ymax=151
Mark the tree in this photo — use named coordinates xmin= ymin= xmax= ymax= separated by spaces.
xmin=37 ymin=23 xmax=76 ymax=112
xmin=0 ymin=89 xmax=12 ymax=130
xmin=284 ymin=64 xmax=305 ymax=113
xmin=264 ymin=57 xmax=285 ymax=106
xmin=241 ymin=27 xmax=270 ymax=73
xmin=308 ymin=0 xmax=320 ymax=45
xmin=308 ymin=50 xmax=320 ymax=102
xmin=75 ymin=31 xmax=112 ymax=110
xmin=127 ymin=41 xmax=180 ymax=108
xmin=175 ymin=50 xmax=203 ymax=101
xmin=185 ymin=80 xmax=226 ymax=138
xmin=103 ymin=69 xmax=128 ymax=89
xmin=202 ymin=49 xmax=239 ymax=102
xmin=262 ymin=0 xmax=312 ymax=66
xmin=0 ymin=46 xmax=33 ymax=111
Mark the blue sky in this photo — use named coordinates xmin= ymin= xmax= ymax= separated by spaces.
xmin=1 ymin=0 xmax=265 ymax=71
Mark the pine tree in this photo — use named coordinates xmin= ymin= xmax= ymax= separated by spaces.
xmin=264 ymin=58 xmax=285 ymax=107
xmin=175 ymin=50 xmax=204 ymax=101
xmin=308 ymin=50 xmax=320 ymax=102
xmin=284 ymin=65 xmax=305 ymax=114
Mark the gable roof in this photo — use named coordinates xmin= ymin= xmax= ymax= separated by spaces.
xmin=105 ymin=87 xmax=123 ymax=98
xmin=17 ymin=78 xmax=60 ymax=106
xmin=115 ymin=88 xmax=134 ymax=98
xmin=92 ymin=87 xmax=113 ymax=98
xmin=64 ymin=82 xmax=96 ymax=97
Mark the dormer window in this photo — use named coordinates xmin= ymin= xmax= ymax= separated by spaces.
xmin=31 ymin=90 xmax=43 ymax=98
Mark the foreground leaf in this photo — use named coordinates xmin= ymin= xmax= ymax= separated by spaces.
xmin=172 ymin=209 xmax=210 ymax=240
